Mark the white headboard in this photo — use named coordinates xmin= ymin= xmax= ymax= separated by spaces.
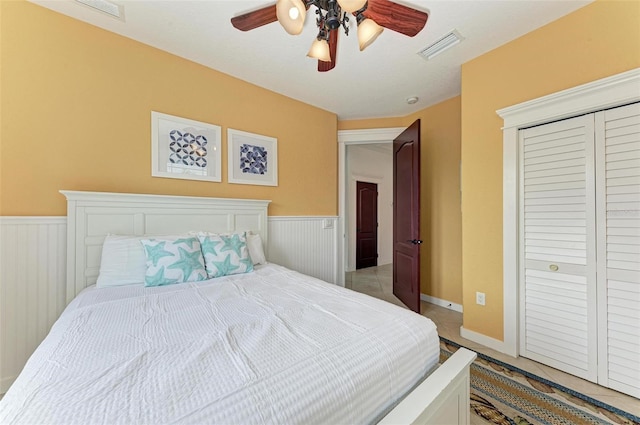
xmin=61 ymin=190 xmax=271 ymax=303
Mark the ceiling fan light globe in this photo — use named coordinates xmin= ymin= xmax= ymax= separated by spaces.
xmin=276 ymin=0 xmax=306 ymax=35
xmin=357 ymin=18 xmax=383 ymax=51
xmin=307 ymin=39 xmax=331 ymax=62
xmin=337 ymin=0 xmax=367 ymax=14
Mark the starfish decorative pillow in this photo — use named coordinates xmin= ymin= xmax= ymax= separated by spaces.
xmin=140 ymin=237 xmax=207 ymax=287
xmin=197 ymin=232 xmax=254 ymax=278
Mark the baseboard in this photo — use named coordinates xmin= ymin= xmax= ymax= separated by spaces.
xmin=420 ymin=294 xmax=463 ymax=313
xmin=378 ymin=257 xmax=392 ymax=267
xmin=460 ymin=326 xmax=516 ymax=357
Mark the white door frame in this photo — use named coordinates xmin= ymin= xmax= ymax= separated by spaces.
xmin=497 ymin=68 xmax=640 ymax=357
xmin=337 ymin=128 xmax=405 ymax=285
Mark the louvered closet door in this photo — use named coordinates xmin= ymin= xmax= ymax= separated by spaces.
xmin=595 ymin=103 xmax=640 ymax=398
xmin=519 ymin=115 xmax=598 ymax=382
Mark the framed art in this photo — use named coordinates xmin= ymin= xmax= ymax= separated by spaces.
xmin=151 ymin=111 xmax=222 ymax=182
xmin=227 ymin=129 xmax=278 ymax=186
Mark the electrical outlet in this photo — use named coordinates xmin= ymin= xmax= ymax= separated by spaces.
xmin=476 ymin=292 xmax=486 ymax=306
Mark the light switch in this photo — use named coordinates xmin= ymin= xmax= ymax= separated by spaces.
xmin=323 ymin=219 xmax=334 ymax=229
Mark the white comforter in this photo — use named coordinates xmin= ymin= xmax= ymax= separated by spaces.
xmin=0 ymin=264 xmax=439 ymax=425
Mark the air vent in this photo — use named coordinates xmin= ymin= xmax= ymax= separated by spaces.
xmin=418 ymin=30 xmax=463 ymax=61
xmin=75 ymin=0 xmax=125 ymax=21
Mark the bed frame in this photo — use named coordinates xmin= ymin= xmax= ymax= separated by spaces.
xmin=61 ymin=190 xmax=477 ymax=425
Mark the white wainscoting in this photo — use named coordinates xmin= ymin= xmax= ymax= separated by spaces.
xmin=268 ymin=216 xmax=340 ymax=285
xmin=0 ymin=215 xmax=340 ymax=393
xmin=0 ymin=217 xmax=67 ymax=394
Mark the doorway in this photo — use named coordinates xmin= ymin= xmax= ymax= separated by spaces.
xmin=337 ymin=127 xmax=414 ymax=289
xmin=356 ymin=181 xmax=378 ymax=269
xmin=343 ymin=143 xmax=394 ymax=275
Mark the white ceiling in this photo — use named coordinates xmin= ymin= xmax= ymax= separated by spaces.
xmin=29 ymin=0 xmax=593 ymax=120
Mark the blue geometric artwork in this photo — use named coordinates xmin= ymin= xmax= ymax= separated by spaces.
xmin=239 ymin=144 xmax=268 ymax=175
xmin=168 ymin=130 xmax=208 ymax=168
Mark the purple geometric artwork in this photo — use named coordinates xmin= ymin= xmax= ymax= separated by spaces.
xmin=239 ymin=144 xmax=267 ymax=175
xmin=168 ymin=130 xmax=208 ymax=168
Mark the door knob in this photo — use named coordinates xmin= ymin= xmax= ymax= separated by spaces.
xmin=408 ymin=239 xmax=423 ymax=245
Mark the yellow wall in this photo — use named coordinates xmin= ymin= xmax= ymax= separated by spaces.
xmin=461 ymin=0 xmax=640 ymax=340
xmin=0 ymin=1 xmax=337 ymax=217
xmin=339 ymin=96 xmax=463 ymax=304
xmin=406 ymin=97 xmax=462 ymax=304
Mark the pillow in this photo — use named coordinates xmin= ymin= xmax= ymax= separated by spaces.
xmin=140 ymin=237 xmax=207 ymax=287
xmin=197 ymin=232 xmax=253 ymax=278
xmin=246 ymin=232 xmax=267 ymax=265
xmin=96 ymin=235 xmax=149 ymax=287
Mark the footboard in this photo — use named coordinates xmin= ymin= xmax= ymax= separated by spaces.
xmin=379 ymin=347 xmax=477 ymax=425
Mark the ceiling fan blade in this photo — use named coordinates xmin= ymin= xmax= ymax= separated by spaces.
xmin=363 ymin=0 xmax=428 ymax=37
xmin=318 ymin=30 xmax=338 ymax=72
xmin=231 ymin=4 xmax=277 ymax=31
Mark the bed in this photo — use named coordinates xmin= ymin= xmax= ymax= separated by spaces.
xmin=0 ymin=191 xmax=476 ymax=424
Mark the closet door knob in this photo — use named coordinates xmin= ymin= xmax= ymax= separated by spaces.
xmin=549 ymin=264 xmax=559 ymax=272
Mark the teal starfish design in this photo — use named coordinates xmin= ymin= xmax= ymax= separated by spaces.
xmin=142 ymin=241 xmax=174 ymax=266
xmin=239 ymin=256 xmax=254 ymax=272
xmin=173 ymin=237 xmax=198 ymax=249
xmin=145 ymin=266 xmax=178 ymax=287
xmin=220 ymin=234 xmax=245 ymax=257
xmin=200 ymin=236 xmax=222 ymax=257
xmin=167 ymin=247 xmax=205 ymax=281
xmin=211 ymin=254 xmax=240 ymax=277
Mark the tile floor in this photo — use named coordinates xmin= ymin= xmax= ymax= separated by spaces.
xmin=345 ymin=264 xmax=640 ymax=418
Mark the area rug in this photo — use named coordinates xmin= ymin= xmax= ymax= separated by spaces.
xmin=439 ymin=338 xmax=640 ymax=425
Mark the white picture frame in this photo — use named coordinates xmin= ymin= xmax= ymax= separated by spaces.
xmin=227 ymin=129 xmax=278 ymax=186
xmin=151 ymin=111 xmax=222 ymax=182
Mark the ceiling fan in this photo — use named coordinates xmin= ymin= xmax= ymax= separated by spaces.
xmin=231 ymin=0 xmax=428 ymax=72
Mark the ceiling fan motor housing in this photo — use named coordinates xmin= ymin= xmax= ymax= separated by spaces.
xmin=321 ymin=0 xmax=342 ymax=29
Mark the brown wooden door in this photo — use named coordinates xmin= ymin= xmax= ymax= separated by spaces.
xmin=356 ymin=181 xmax=378 ymax=269
xmin=393 ymin=120 xmax=421 ymax=313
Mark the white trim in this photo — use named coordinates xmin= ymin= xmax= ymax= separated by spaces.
xmin=268 ymin=216 xmax=338 ymax=221
xmin=460 ymin=326 xmax=514 ymax=356
xmin=60 ymin=190 xmax=270 ymax=207
xmin=338 ymin=127 xmax=405 ymax=284
xmin=502 ymin=126 xmax=519 ymax=357
xmin=498 ymin=68 xmax=640 ymax=129
xmin=338 ymin=128 xmax=406 ymax=144
xmin=498 ymin=68 xmax=640 ymax=357
xmin=594 ymin=110 xmax=609 ymax=387
xmin=420 ymin=293 xmax=463 ymax=313
xmin=0 ymin=216 xmax=66 ymax=225
xmin=351 ymin=174 xmax=384 ymax=184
